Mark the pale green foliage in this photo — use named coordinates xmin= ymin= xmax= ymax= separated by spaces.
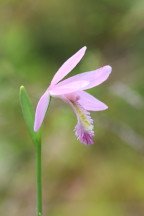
xmin=20 ymin=86 xmax=41 ymax=145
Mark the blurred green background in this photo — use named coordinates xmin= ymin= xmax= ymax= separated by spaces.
xmin=0 ymin=0 xmax=144 ymax=215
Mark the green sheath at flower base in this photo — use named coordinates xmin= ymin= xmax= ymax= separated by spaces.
xmin=20 ymin=86 xmax=41 ymax=146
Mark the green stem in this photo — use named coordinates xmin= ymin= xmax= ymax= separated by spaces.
xmin=36 ymin=141 xmax=42 ymax=216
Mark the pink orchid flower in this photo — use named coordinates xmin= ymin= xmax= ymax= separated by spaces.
xmin=34 ymin=46 xmax=112 ymax=145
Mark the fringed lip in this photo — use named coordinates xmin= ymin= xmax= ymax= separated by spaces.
xmin=75 ymin=122 xmax=94 ymax=145
xmin=63 ymin=94 xmax=95 ymax=145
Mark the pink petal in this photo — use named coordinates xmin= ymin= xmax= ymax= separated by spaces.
xmin=50 ymin=46 xmax=87 ymax=86
xmin=49 ymin=80 xmax=89 ymax=96
xmin=55 ymin=65 xmax=112 ymax=90
xmin=34 ymin=90 xmax=50 ymax=132
xmin=77 ymin=91 xmax=108 ymax=111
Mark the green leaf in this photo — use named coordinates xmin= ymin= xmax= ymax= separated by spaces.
xmin=20 ymin=86 xmax=41 ymax=146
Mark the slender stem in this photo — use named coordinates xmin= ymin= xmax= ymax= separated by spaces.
xmin=36 ymin=141 xmax=42 ymax=216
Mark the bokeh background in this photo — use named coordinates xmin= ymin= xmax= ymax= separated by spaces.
xmin=0 ymin=0 xmax=144 ymax=215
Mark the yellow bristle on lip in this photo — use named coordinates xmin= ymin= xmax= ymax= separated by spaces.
xmin=75 ymin=106 xmax=91 ymax=127
xmin=70 ymin=100 xmax=93 ymax=132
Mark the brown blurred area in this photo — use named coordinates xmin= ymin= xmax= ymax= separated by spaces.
xmin=0 ymin=0 xmax=144 ymax=215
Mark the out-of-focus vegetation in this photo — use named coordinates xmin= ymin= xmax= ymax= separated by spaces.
xmin=0 ymin=0 xmax=144 ymax=215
